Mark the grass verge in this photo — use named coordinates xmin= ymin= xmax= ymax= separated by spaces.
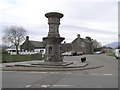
xmin=2 ymin=54 xmax=43 ymax=63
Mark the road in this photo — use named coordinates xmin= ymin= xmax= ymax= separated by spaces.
xmin=2 ymin=54 xmax=118 ymax=88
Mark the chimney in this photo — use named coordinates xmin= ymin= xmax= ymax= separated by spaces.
xmin=77 ymin=34 xmax=80 ymax=38
xmin=86 ymin=36 xmax=91 ymax=41
xmin=64 ymin=41 xmax=66 ymax=43
xmin=26 ymin=36 xmax=29 ymax=41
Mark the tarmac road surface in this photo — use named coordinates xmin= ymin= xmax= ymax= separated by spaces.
xmin=2 ymin=54 xmax=118 ymax=88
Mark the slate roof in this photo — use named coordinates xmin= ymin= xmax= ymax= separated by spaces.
xmin=30 ymin=41 xmax=45 ymax=48
xmin=61 ymin=43 xmax=72 ymax=48
xmin=61 ymin=43 xmax=72 ymax=46
xmin=72 ymin=37 xmax=91 ymax=43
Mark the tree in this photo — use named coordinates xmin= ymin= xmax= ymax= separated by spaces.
xmin=3 ymin=26 xmax=27 ymax=54
xmin=92 ymin=39 xmax=102 ymax=51
xmin=117 ymin=46 xmax=120 ymax=49
xmin=2 ymin=37 xmax=9 ymax=54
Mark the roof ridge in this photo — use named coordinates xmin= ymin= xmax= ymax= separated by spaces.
xmin=29 ymin=40 xmax=42 ymax=42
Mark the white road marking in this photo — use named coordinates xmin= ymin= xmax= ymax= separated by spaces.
xmin=72 ymin=73 xmax=113 ymax=76
xmin=25 ymin=85 xmax=32 ymax=88
xmin=41 ymin=85 xmax=50 ymax=88
xmin=21 ymin=72 xmax=48 ymax=74
xmin=50 ymin=72 xmax=58 ymax=74
xmin=67 ymin=73 xmax=72 ymax=74
xmin=52 ymin=85 xmax=71 ymax=87
xmin=91 ymin=73 xmax=98 ymax=76
xmin=73 ymin=74 xmax=85 ymax=75
xmin=103 ymin=74 xmax=113 ymax=76
xmin=39 ymin=72 xmax=48 ymax=74
xmin=90 ymin=73 xmax=113 ymax=76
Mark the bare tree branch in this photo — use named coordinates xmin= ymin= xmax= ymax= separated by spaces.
xmin=3 ymin=26 xmax=27 ymax=54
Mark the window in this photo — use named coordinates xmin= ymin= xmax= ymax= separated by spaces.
xmin=81 ymin=42 xmax=85 ymax=48
xmin=49 ymin=46 xmax=52 ymax=54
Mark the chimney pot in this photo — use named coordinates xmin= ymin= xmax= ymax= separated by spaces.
xmin=26 ymin=36 xmax=29 ymax=41
xmin=77 ymin=34 xmax=80 ymax=38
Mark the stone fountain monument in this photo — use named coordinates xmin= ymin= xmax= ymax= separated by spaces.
xmin=42 ymin=12 xmax=73 ymax=66
xmin=43 ymin=12 xmax=64 ymax=62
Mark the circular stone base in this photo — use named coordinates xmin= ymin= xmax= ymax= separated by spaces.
xmin=31 ymin=61 xmax=73 ymax=66
xmin=2 ymin=64 xmax=104 ymax=72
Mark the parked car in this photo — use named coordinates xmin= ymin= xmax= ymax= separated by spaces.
xmin=62 ymin=51 xmax=73 ymax=56
xmin=94 ymin=51 xmax=102 ymax=55
xmin=72 ymin=51 xmax=77 ymax=56
xmin=73 ymin=51 xmax=83 ymax=56
xmin=62 ymin=51 xmax=83 ymax=56
xmin=77 ymin=51 xmax=83 ymax=55
xmin=115 ymin=49 xmax=120 ymax=59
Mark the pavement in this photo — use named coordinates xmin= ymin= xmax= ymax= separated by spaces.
xmin=1 ymin=54 xmax=104 ymax=71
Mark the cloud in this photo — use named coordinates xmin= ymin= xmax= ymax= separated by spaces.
xmin=61 ymin=24 xmax=117 ymax=34
xmin=0 ymin=0 xmax=118 ymax=45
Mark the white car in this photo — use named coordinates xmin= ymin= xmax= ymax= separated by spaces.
xmin=62 ymin=51 xmax=73 ymax=56
xmin=115 ymin=49 xmax=120 ymax=59
xmin=94 ymin=51 xmax=102 ymax=55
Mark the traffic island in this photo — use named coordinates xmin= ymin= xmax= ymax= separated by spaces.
xmin=31 ymin=61 xmax=74 ymax=66
xmin=2 ymin=62 xmax=104 ymax=72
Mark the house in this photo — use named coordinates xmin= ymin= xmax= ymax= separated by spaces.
xmin=61 ymin=34 xmax=93 ymax=54
xmin=20 ymin=36 xmax=45 ymax=54
xmin=20 ymin=34 xmax=93 ymax=55
xmin=72 ymin=34 xmax=93 ymax=54
xmin=61 ymin=43 xmax=72 ymax=53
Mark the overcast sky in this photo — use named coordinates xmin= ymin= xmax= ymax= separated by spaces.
xmin=0 ymin=0 xmax=119 ymax=45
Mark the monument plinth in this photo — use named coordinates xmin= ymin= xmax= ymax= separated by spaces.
xmin=43 ymin=12 xmax=65 ymax=62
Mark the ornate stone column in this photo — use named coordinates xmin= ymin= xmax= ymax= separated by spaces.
xmin=43 ymin=12 xmax=65 ymax=62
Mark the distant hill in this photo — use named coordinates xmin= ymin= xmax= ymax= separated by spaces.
xmin=0 ymin=44 xmax=9 ymax=48
xmin=104 ymin=42 xmax=120 ymax=48
xmin=0 ymin=44 xmax=2 ymax=48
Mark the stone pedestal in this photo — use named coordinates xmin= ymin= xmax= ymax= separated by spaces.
xmin=43 ymin=12 xmax=65 ymax=62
